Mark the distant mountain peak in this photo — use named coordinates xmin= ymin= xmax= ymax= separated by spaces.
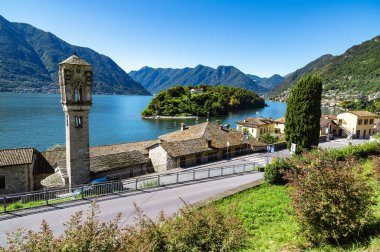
xmin=0 ymin=16 xmax=151 ymax=95
xmin=129 ymin=65 xmax=284 ymax=94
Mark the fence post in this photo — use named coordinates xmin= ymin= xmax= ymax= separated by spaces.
xmin=176 ymin=172 xmax=179 ymax=183
xmin=3 ymin=196 xmax=6 ymax=212
xmin=81 ymin=185 xmax=84 ymax=199
xmin=135 ymin=179 xmax=138 ymax=190
xmin=233 ymin=165 xmax=235 ymax=174
xmin=111 ymin=180 xmax=114 ymax=194
xmin=158 ymin=175 xmax=160 ymax=187
xmin=193 ymin=170 xmax=195 ymax=180
xmin=221 ymin=167 xmax=224 ymax=176
xmin=44 ymin=189 xmax=49 ymax=205
xmin=208 ymin=168 xmax=210 ymax=178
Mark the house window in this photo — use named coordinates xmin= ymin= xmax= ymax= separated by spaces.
xmin=370 ymin=119 xmax=374 ymax=124
xmin=0 ymin=176 xmax=5 ymax=189
xmin=364 ymin=119 xmax=368 ymax=125
xmin=358 ymin=119 xmax=362 ymax=125
xmin=75 ymin=116 xmax=83 ymax=128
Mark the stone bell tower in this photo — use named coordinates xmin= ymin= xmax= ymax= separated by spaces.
xmin=59 ymin=55 xmax=92 ymax=186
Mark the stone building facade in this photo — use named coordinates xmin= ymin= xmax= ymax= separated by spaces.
xmin=148 ymin=122 xmax=266 ymax=171
xmin=0 ymin=148 xmax=54 ymax=194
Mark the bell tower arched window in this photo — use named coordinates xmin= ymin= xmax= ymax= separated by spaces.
xmin=73 ymin=81 xmax=83 ymax=103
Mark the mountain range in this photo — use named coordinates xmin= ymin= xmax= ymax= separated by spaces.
xmin=0 ymin=15 xmax=150 ymax=95
xmin=271 ymin=35 xmax=380 ymax=96
xmin=129 ymin=65 xmax=284 ymax=94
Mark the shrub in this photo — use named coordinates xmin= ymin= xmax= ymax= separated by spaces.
xmin=264 ymin=158 xmax=294 ymax=184
xmin=286 ymin=152 xmax=377 ymax=243
xmin=4 ymin=201 xmax=246 ymax=251
xmin=46 ymin=144 xmax=66 ymax=151
xmin=259 ymin=133 xmax=279 ymax=144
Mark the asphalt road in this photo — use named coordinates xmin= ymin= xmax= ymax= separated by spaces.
xmin=0 ymin=172 xmax=263 ymax=246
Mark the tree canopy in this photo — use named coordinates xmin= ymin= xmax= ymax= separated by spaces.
xmin=141 ymin=85 xmax=265 ymax=117
xmin=285 ymin=75 xmax=322 ymax=153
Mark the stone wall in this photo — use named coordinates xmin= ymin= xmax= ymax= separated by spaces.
xmin=149 ymin=145 xmax=170 ymax=172
xmin=0 ymin=164 xmax=30 ymax=195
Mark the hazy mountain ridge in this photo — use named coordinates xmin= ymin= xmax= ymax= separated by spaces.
xmin=130 ymin=65 xmax=284 ymax=94
xmin=0 ymin=15 xmax=151 ymax=95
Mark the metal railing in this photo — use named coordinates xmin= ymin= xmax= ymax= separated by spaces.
xmin=1 ymin=162 xmax=259 ymax=213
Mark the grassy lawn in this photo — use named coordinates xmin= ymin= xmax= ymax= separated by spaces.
xmin=214 ymin=167 xmax=380 ymax=251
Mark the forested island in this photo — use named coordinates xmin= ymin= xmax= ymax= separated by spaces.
xmin=141 ymin=85 xmax=265 ymax=117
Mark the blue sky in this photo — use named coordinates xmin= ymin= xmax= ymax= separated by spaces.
xmin=1 ymin=0 xmax=380 ymax=77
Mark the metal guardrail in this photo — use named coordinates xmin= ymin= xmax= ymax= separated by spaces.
xmin=1 ymin=162 xmax=259 ymax=213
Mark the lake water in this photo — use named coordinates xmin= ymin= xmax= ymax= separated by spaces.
xmin=0 ymin=93 xmax=339 ymax=151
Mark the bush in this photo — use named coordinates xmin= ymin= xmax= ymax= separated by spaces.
xmin=46 ymin=144 xmax=66 ymax=151
xmin=286 ymin=152 xmax=377 ymax=243
xmin=264 ymin=158 xmax=294 ymax=184
xmin=4 ymin=201 xmax=246 ymax=251
xmin=259 ymin=133 xmax=279 ymax=144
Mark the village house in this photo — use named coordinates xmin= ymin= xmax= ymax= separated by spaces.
xmin=236 ymin=117 xmax=275 ymax=139
xmin=274 ymin=117 xmax=285 ymax=134
xmin=148 ymin=122 xmax=266 ymax=172
xmin=0 ymin=148 xmax=54 ymax=194
xmin=336 ymin=110 xmax=377 ymax=138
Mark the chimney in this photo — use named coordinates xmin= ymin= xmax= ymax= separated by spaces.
xmin=181 ymin=123 xmax=186 ymax=131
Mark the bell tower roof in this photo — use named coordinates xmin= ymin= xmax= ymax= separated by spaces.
xmin=60 ymin=54 xmax=91 ymax=66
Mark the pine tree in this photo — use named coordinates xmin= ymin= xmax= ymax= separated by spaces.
xmin=285 ymin=74 xmax=322 ymax=153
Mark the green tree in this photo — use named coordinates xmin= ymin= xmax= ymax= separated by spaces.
xmin=285 ymin=75 xmax=322 ymax=153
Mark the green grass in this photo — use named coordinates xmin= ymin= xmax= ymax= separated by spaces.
xmin=213 ymin=158 xmax=380 ymax=252
xmin=0 ymin=195 xmax=81 ymax=213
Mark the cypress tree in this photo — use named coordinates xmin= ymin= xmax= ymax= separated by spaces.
xmin=285 ymin=74 xmax=322 ymax=153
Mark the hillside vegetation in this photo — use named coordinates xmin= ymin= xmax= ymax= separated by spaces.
xmin=141 ymin=85 xmax=265 ymax=117
xmin=271 ymin=34 xmax=380 ymax=96
xmin=0 ymin=15 xmax=150 ymax=95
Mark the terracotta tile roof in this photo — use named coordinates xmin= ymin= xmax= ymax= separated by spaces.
xmin=0 ymin=148 xmax=34 ymax=166
xmin=157 ymin=122 xmax=265 ymax=156
xmin=322 ymin=114 xmax=337 ymax=120
xmin=274 ymin=117 xmax=285 ymax=124
xmin=159 ymin=123 xmax=209 ymax=142
xmin=348 ymin=111 xmax=377 ymax=117
xmin=160 ymin=138 xmax=212 ymax=157
xmin=90 ymin=140 xmax=159 ymax=157
xmin=236 ymin=117 xmax=274 ymax=128
xmin=60 ymin=55 xmax=90 ymax=65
